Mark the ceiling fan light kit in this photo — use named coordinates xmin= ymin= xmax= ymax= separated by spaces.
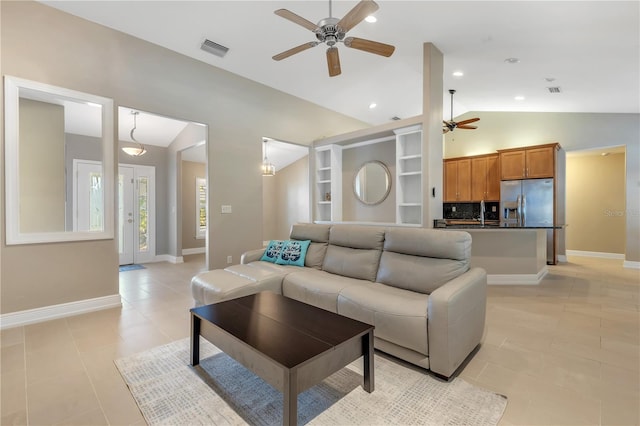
xmin=443 ymin=89 xmax=480 ymax=134
xmin=273 ymin=0 xmax=395 ymax=77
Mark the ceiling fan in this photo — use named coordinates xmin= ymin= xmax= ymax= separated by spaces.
xmin=443 ymin=89 xmax=480 ymax=134
xmin=272 ymin=0 xmax=395 ymax=77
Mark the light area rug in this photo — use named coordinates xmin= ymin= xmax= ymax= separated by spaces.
xmin=115 ymin=338 xmax=507 ymax=425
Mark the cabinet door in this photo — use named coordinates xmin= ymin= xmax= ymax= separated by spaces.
xmin=457 ymin=159 xmax=471 ymax=201
xmin=470 ymin=157 xmax=487 ymax=201
xmin=526 ymin=146 xmax=555 ymax=178
xmin=485 ymin=155 xmax=500 ymax=200
xmin=443 ymin=161 xmax=458 ymax=202
xmin=500 ymin=150 xmax=526 ymax=180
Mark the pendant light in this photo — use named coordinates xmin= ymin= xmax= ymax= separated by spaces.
xmin=122 ymin=111 xmax=147 ymax=156
xmin=261 ymin=138 xmax=275 ymax=176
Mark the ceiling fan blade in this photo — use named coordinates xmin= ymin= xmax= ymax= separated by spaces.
xmin=344 ymin=37 xmax=395 ymax=57
xmin=336 ymin=0 xmax=379 ymax=32
xmin=272 ymin=42 xmax=319 ymax=61
xmin=274 ymin=9 xmax=318 ymax=32
xmin=456 ymin=117 xmax=480 ymax=126
xmin=457 ymin=125 xmax=478 ymax=130
xmin=326 ymin=47 xmax=342 ymax=77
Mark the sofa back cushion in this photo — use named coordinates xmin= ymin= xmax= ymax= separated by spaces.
xmin=290 ymin=223 xmax=331 ymax=270
xmin=322 ymin=225 xmax=385 ymax=281
xmin=376 ymin=228 xmax=471 ymax=294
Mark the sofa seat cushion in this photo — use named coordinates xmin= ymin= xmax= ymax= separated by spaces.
xmin=282 ymin=269 xmax=370 ymax=313
xmin=241 ymin=260 xmax=299 ymax=275
xmin=191 ymin=267 xmax=284 ymax=305
xmin=337 ymin=283 xmax=429 ymax=355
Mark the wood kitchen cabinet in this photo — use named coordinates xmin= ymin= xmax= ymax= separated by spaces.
xmin=471 ymin=154 xmax=500 ymax=201
xmin=499 ymin=143 xmax=558 ymax=180
xmin=444 ymin=158 xmax=471 ymax=201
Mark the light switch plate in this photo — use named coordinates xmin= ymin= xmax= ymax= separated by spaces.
xmin=221 ymin=205 xmax=232 ymax=214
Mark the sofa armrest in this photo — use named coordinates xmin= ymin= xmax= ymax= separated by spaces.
xmin=240 ymin=248 xmax=265 ymax=264
xmin=427 ymin=267 xmax=487 ymax=378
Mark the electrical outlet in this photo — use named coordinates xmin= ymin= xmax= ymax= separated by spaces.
xmin=492 ymin=206 xmax=497 ymax=212
xmin=452 ymin=206 xmax=456 ymax=212
xmin=226 ymin=255 xmax=232 ymax=264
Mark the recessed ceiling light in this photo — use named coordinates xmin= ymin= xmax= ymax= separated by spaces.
xmin=504 ymin=57 xmax=520 ymax=64
xmin=452 ymin=71 xmax=464 ymax=77
xmin=514 ymin=95 xmax=525 ymax=101
xmin=365 ymin=15 xmax=377 ymax=23
xmin=369 ymin=103 xmax=377 ymax=109
xmin=545 ymin=77 xmax=556 ymax=82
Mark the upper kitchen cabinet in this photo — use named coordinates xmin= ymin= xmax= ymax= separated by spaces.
xmin=470 ymin=154 xmax=500 ymax=201
xmin=499 ymin=143 xmax=559 ymax=180
xmin=444 ymin=158 xmax=471 ymax=202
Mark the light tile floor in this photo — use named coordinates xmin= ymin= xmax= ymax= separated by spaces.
xmin=1 ymin=255 xmax=638 ymax=425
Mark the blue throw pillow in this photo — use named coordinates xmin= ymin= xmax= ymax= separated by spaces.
xmin=275 ymin=240 xmax=311 ymax=267
xmin=260 ymin=240 xmax=285 ymax=263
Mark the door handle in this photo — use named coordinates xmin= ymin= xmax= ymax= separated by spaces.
xmin=127 ymin=219 xmax=133 ymax=223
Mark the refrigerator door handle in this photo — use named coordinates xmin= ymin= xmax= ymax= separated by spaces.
xmin=521 ymin=195 xmax=526 ymax=226
xmin=516 ymin=195 xmax=521 ymax=225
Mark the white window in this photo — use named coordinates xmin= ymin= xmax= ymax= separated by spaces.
xmin=196 ymin=177 xmax=207 ymax=239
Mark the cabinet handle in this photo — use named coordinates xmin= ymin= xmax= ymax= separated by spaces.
xmin=523 ymin=168 xmax=525 ymax=177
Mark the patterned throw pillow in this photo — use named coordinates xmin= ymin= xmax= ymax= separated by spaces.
xmin=275 ymin=240 xmax=311 ymax=267
xmin=260 ymin=240 xmax=285 ymax=263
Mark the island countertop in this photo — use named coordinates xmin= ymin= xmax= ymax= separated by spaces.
xmin=437 ymin=220 xmax=565 ymax=230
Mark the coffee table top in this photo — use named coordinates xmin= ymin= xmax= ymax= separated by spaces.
xmin=191 ymin=291 xmax=373 ymax=369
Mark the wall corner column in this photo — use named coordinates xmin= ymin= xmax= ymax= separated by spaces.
xmin=421 ymin=42 xmax=444 ymax=228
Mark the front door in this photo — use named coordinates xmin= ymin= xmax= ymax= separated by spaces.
xmin=118 ymin=164 xmax=155 ymax=265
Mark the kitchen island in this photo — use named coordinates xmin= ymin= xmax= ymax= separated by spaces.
xmin=441 ymin=222 xmax=564 ymax=285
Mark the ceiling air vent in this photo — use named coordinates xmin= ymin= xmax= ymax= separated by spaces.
xmin=201 ymin=39 xmax=229 ymax=58
xmin=547 ymin=86 xmax=561 ymax=93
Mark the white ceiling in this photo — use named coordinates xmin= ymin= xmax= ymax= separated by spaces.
xmin=42 ymin=0 xmax=639 ymax=128
xmin=42 ymin=1 xmax=639 ymax=167
xmin=118 ymin=107 xmax=190 ymax=147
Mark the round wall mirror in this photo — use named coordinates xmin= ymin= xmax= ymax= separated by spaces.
xmin=353 ymin=161 xmax=392 ymax=205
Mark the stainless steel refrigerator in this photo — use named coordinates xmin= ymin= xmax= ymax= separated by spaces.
xmin=500 ymin=178 xmax=555 ymax=263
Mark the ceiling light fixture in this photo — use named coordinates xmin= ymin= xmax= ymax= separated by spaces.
xmin=369 ymin=102 xmax=377 ymax=109
xmin=452 ymin=71 xmax=464 ymax=77
xmin=122 ymin=111 xmax=147 ymax=156
xmin=261 ymin=138 xmax=275 ymax=176
xmin=365 ymin=15 xmax=377 ymax=23
xmin=504 ymin=57 xmax=520 ymax=64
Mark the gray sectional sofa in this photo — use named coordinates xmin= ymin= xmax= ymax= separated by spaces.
xmin=191 ymin=223 xmax=487 ymax=378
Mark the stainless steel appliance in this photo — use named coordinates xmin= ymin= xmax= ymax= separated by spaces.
xmin=500 ymin=179 xmax=555 ymax=263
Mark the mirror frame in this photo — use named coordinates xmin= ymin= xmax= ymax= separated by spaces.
xmin=4 ymin=76 xmax=115 ymax=245
xmin=353 ymin=160 xmax=392 ymax=206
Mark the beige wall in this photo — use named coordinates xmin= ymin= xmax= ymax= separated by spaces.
xmin=1 ymin=1 xmax=367 ymax=314
xmin=443 ymin=111 xmax=640 ymax=263
xmin=566 ymin=153 xmax=626 ymax=254
xmin=181 ymin=161 xmax=206 ymax=250
xmin=262 ymin=156 xmax=310 ymax=241
xmin=19 ymin=99 xmax=65 ymax=232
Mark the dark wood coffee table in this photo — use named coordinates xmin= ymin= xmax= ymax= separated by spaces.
xmin=190 ymin=291 xmax=374 ymax=426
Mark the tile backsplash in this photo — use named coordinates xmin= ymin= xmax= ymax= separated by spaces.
xmin=443 ymin=202 xmax=499 ymax=221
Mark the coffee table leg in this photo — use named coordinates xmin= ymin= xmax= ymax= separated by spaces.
xmin=283 ymin=369 xmax=298 ymax=426
xmin=190 ymin=314 xmax=201 ymax=366
xmin=363 ymin=329 xmax=374 ymax=393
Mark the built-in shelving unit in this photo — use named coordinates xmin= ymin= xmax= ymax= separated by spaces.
xmin=314 ymin=145 xmax=342 ymax=222
xmin=395 ymin=125 xmax=423 ymax=225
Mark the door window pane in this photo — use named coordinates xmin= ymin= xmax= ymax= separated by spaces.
xmin=138 ymin=177 xmax=148 ymax=252
xmin=89 ymin=172 xmax=103 ymax=231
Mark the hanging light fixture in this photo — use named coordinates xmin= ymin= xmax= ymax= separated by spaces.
xmin=261 ymin=138 xmax=275 ymax=176
xmin=122 ymin=111 xmax=147 ymax=156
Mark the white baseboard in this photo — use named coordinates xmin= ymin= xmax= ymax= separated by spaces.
xmin=0 ymin=294 xmax=121 ymax=330
xmin=152 ymin=254 xmax=184 ymax=264
xmin=623 ymin=261 xmax=640 ymax=269
xmin=557 ymin=255 xmax=567 ymax=263
xmin=182 ymin=247 xmax=205 ymax=255
xmin=566 ymin=250 xmax=624 ymax=259
xmin=488 ymin=267 xmax=548 ymax=285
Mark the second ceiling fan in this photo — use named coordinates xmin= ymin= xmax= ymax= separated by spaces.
xmin=272 ymin=0 xmax=395 ymax=77
xmin=443 ymin=90 xmax=480 ymax=134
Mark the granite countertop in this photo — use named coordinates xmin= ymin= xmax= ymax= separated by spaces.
xmin=441 ymin=222 xmax=565 ymax=230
